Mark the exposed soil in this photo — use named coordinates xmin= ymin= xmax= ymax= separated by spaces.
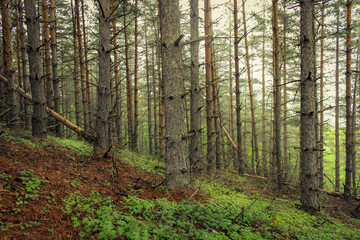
xmin=0 ymin=130 xmax=359 ymax=239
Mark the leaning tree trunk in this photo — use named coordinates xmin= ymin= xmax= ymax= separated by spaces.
xmin=1 ymin=0 xmax=20 ymax=128
xmin=24 ymin=0 xmax=47 ymax=138
xmin=300 ymin=0 xmax=320 ymax=212
xmin=344 ymin=0 xmax=353 ymax=200
xmin=159 ymin=0 xmax=189 ymax=189
xmin=95 ymin=0 xmax=112 ymax=152
xmin=189 ymin=0 xmax=202 ymax=175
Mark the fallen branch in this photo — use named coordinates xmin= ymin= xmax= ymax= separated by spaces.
xmin=0 ymin=74 xmax=96 ymax=143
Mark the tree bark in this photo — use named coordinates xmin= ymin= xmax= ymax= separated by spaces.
xmin=95 ymin=0 xmax=112 ymax=152
xmin=300 ymin=0 xmax=320 ymax=212
xmin=159 ymin=0 xmax=189 ymax=189
xmin=234 ymin=0 xmax=244 ymax=175
xmin=242 ymin=0 xmax=259 ymax=174
xmin=152 ymin=47 xmax=158 ymax=154
xmin=272 ymin=0 xmax=282 ymax=189
xmin=319 ymin=1 xmax=325 ymax=189
xmin=261 ymin=1 xmax=267 ymax=177
xmin=133 ymin=0 xmax=139 ymax=151
xmin=189 ymin=0 xmax=202 ymax=175
xmin=344 ymin=0 xmax=353 ymax=200
xmin=145 ymin=24 xmax=152 ymax=155
xmin=2 ymin=0 xmax=20 ymax=128
xmin=335 ymin=3 xmax=340 ymax=192
xmin=24 ymin=0 xmax=47 ymax=138
xmin=282 ymin=3 xmax=288 ymax=183
xmin=15 ymin=0 xmax=24 ymax=127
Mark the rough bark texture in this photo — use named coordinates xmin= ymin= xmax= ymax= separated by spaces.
xmin=152 ymin=48 xmax=158 ymax=154
xmin=15 ymin=0 xmax=24 ymax=127
xmin=282 ymin=4 xmax=288 ymax=182
xmin=300 ymin=0 xmax=320 ymax=212
xmin=335 ymin=3 xmax=340 ymax=192
xmin=234 ymin=0 xmax=243 ymax=175
xmin=319 ymin=1 xmax=325 ymax=189
xmin=272 ymin=0 xmax=282 ymax=189
xmin=24 ymin=0 xmax=47 ymax=138
xmin=133 ymin=0 xmax=139 ymax=151
xmin=95 ymin=0 xmax=112 ymax=152
xmin=49 ymin=0 xmax=62 ymax=137
xmin=242 ymin=0 xmax=259 ymax=174
xmin=261 ymin=2 xmax=267 ymax=177
xmin=2 ymin=0 xmax=20 ymax=128
xmin=145 ymin=25 xmax=152 ymax=155
xmin=344 ymin=0 xmax=352 ymax=199
xmin=159 ymin=0 xmax=189 ymax=189
xmin=189 ymin=0 xmax=202 ymax=175
xmin=204 ymin=0 xmax=215 ymax=174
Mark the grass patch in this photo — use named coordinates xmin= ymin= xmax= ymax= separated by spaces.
xmin=48 ymin=135 xmax=93 ymax=156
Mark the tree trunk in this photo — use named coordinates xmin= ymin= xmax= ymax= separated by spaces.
xmin=145 ymin=25 xmax=152 ymax=155
xmin=344 ymin=0 xmax=353 ymax=200
xmin=49 ymin=0 xmax=62 ymax=137
xmin=152 ymin=47 xmax=158 ymax=154
xmin=71 ymin=0 xmax=81 ymax=130
xmin=15 ymin=0 xmax=24 ymax=127
xmin=2 ymin=0 xmax=20 ymax=128
xmin=353 ymin=37 xmax=360 ymax=196
xmin=81 ymin=0 xmax=92 ymax=129
xmin=189 ymin=0 xmax=202 ymax=175
xmin=272 ymin=0 xmax=282 ymax=189
xmin=234 ymin=0 xmax=243 ymax=175
xmin=300 ymin=0 xmax=320 ymax=212
xmin=229 ymin=30 xmax=235 ymax=170
xmin=159 ymin=0 xmax=189 ymax=189
xmin=24 ymin=0 xmax=47 ymax=138
xmin=204 ymin=0 xmax=215 ymax=174
xmin=95 ymin=0 xmax=112 ymax=152
xmin=123 ymin=3 xmax=133 ymax=150
xmin=335 ymin=3 xmax=340 ymax=192
xmin=133 ymin=0 xmax=139 ymax=151
xmin=242 ymin=0 xmax=259 ymax=174
xmin=282 ymin=3 xmax=288 ymax=183
xmin=75 ymin=0 xmax=88 ymax=132
xmin=261 ymin=1 xmax=267 ymax=178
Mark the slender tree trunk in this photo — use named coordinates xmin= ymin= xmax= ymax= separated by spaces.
xmin=124 ymin=3 xmax=133 ymax=150
xmin=189 ymin=0 xmax=201 ymax=174
xmin=49 ymin=0 xmax=62 ymax=137
xmin=319 ymin=1 xmax=325 ymax=189
xmin=2 ymin=0 xmax=20 ymax=128
xmin=204 ymin=0 xmax=215 ymax=174
xmin=353 ymin=38 xmax=360 ymax=196
xmin=145 ymin=25 xmax=152 ymax=155
xmin=95 ymin=0 xmax=112 ymax=152
xmin=152 ymin=47 xmax=158 ymax=154
xmin=335 ymin=3 xmax=340 ymax=192
xmin=75 ymin=0 xmax=88 ymax=132
xmin=242 ymin=0 xmax=259 ymax=174
xmin=133 ymin=0 xmax=139 ymax=151
xmin=81 ymin=0 xmax=92 ymax=129
xmin=261 ymin=1 xmax=267 ymax=177
xmin=229 ymin=31 xmax=236 ymax=169
xmin=15 ymin=0 xmax=24 ymax=127
xmin=234 ymin=0 xmax=244 ymax=175
xmin=24 ymin=0 xmax=47 ymax=138
xmin=19 ymin=0 xmax=30 ymax=129
xmin=282 ymin=4 xmax=288 ymax=183
xmin=112 ymin=0 xmax=121 ymax=143
xmin=344 ymin=0 xmax=353 ymax=200
xmin=300 ymin=0 xmax=320 ymax=212
xmin=71 ymin=0 xmax=81 ymax=129
xmin=159 ymin=0 xmax=189 ymax=189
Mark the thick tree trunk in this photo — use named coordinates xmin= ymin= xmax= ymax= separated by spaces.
xmin=2 ymin=0 xmax=20 ymax=128
xmin=204 ymin=0 xmax=215 ymax=174
xmin=24 ymin=0 xmax=47 ymax=138
xmin=95 ymin=0 xmax=112 ymax=152
xmin=234 ymin=0 xmax=243 ymax=175
xmin=189 ymin=0 xmax=202 ymax=175
xmin=300 ymin=0 xmax=320 ymax=212
xmin=159 ymin=0 xmax=189 ymax=189
xmin=344 ymin=0 xmax=353 ymax=200
xmin=49 ymin=0 xmax=62 ymax=137
xmin=272 ymin=0 xmax=282 ymax=189
xmin=242 ymin=0 xmax=259 ymax=174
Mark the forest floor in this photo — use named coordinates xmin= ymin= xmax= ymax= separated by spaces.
xmin=0 ymin=128 xmax=360 ymax=239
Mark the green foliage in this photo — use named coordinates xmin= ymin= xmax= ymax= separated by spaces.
xmin=48 ymin=135 xmax=93 ymax=156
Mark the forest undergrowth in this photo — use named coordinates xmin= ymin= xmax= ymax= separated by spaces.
xmin=1 ymin=128 xmax=360 ymax=239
